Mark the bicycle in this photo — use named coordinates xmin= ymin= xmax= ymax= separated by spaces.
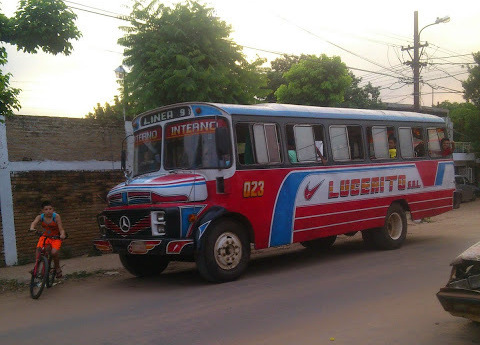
xmin=29 ymin=231 xmax=66 ymax=299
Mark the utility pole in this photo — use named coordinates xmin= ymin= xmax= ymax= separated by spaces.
xmin=413 ymin=11 xmax=421 ymax=112
xmin=402 ymin=11 xmax=450 ymax=112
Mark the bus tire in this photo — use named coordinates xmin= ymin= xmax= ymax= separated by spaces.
xmin=301 ymin=235 xmax=337 ymax=251
xmin=119 ymin=253 xmax=169 ymax=277
xmin=196 ymin=219 xmax=250 ymax=283
xmin=371 ymin=203 xmax=407 ymax=250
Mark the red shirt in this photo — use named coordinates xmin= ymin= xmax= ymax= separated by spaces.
xmin=41 ymin=213 xmax=60 ymax=236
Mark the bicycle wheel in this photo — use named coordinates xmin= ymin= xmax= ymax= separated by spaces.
xmin=46 ymin=256 xmax=55 ymax=288
xmin=30 ymin=256 xmax=48 ymax=299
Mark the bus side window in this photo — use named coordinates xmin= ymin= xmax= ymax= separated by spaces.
xmin=287 ymin=124 xmax=327 ymax=164
xmin=286 ymin=125 xmax=298 ymax=163
xmin=313 ymin=125 xmax=327 ymax=164
xmin=399 ymin=127 xmax=414 ymax=158
xmin=428 ymin=127 xmax=446 ymax=158
xmin=412 ymin=127 xmax=425 ymax=157
xmin=249 ymin=123 xmax=282 ymax=164
xmin=235 ymin=123 xmax=255 ymax=165
xmin=368 ymin=126 xmax=394 ymax=160
xmin=330 ymin=126 xmax=350 ymax=161
xmin=347 ymin=126 xmax=364 ymax=160
xmin=294 ymin=125 xmax=316 ymax=162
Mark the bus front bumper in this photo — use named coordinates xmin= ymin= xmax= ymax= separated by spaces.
xmin=93 ymin=238 xmax=194 ymax=257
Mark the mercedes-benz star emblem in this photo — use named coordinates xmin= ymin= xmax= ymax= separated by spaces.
xmin=119 ymin=216 xmax=131 ymax=233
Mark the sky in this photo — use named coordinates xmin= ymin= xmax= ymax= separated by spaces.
xmin=2 ymin=0 xmax=480 ymax=118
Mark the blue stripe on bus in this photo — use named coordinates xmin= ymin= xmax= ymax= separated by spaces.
xmin=269 ymin=164 xmax=415 ymax=247
xmin=192 ymin=104 xmax=223 ymax=117
xmin=180 ymin=206 xmax=204 ymax=237
xmin=435 ymin=161 xmax=454 ymax=186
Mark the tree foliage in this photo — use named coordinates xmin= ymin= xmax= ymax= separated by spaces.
xmin=462 ymin=52 xmax=480 ymax=108
xmin=269 ymin=54 xmax=381 ymax=108
xmin=86 ymin=96 xmax=125 ymax=125
xmin=118 ymin=0 xmax=267 ymax=115
xmin=343 ymin=72 xmax=382 ymax=109
xmin=264 ymin=54 xmax=305 ymax=102
xmin=275 ymin=54 xmax=352 ymax=106
xmin=438 ymin=101 xmax=480 ymax=152
xmin=0 ymin=47 xmax=20 ymax=120
xmin=0 ymin=0 xmax=81 ymax=118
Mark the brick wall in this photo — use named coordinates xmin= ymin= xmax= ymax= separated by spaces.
xmin=6 ymin=115 xmax=124 ymax=161
xmin=1 ymin=115 xmax=126 ymax=266
xmin=8 ymin=171 xmax=123 ymax=265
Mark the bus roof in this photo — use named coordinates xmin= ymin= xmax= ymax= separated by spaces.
xmin=212 ymin=103 xmax=445 ymax=124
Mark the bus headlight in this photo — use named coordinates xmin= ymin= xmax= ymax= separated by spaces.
xmin=151 ymin=211 xmax=166 ymax=236
xmin=156 ymin=212 xmax=165 ymax=222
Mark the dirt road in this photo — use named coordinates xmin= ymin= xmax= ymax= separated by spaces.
xmin=1 ymin=200 xmax=480 ymax=344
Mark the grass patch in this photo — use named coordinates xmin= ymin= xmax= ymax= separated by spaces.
xmin=64 ymin=270 xmax=94 ymax=280
xmin=0 ymin=279 xmax=27 ymax=293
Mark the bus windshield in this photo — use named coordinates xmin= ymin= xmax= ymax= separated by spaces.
xmin=164 ymin=117 xmax=231 ymax=170
xmin=133 ymin=125 xmax=162 ymax=176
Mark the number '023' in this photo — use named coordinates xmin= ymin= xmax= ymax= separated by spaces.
xmin=243 ymin=181 xmax=265 ymax=198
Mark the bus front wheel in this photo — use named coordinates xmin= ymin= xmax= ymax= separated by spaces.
xmin=196 ymin=220 xmax=250 ymax=283
xmin=366 ymin=203 xmax=407 ymax=250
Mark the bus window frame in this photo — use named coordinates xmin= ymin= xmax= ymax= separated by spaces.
xmin=235 ymin=121 xmax=283 ymax=166
xmin=329 ymin=125 xmax=350 ymax=161
xmin=427 ymin=127 xmax=446 ymax=158
xmin=398 ymin=127 xmax=415 ymax=159
xmin=329 ymin=124 xmax=365 ymax=162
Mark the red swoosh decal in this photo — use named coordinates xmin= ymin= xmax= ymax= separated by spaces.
xmin=304 ymin=180 xmax=324 ymax=200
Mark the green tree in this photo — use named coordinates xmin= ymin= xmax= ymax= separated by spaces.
xmin=264 ymin=54 xmax=306 ymax=102
xmin=0 ymin=0 xmax=81 ymax=118
xmin=438 ymin=101 xmax=480 ymax=152
xmin=462 ymin=52 xmax=480 ymax=108
xmin=0 ymin=47 xmax=20 ymax=118
xmin=86 ymin=96 xmax=126 ymax=125
xmin=118 ymin=0 xmax=267 ymax=115
xmin=343 ymin=72 xmax=382 ymax=109
xmin=275 ymin=54 xmax=352 ymax=106
xmin=266 ymin=55 xmax=382 ymax=108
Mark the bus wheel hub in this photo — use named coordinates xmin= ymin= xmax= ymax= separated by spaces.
xmin=215 ymin=232 xmax=242 ymax=270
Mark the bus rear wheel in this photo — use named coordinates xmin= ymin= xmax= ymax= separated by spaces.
xmin=196 ymin=219 xmax=250 ymax=283
xmin=119 ymin=253 xmax=170 ymax=277
xmin=366 ymin=203 xmax=407 ymax=250
xmin=301 ymin=235 xmax=337 ymax=251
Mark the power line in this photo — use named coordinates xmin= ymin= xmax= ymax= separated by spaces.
xmin=276 ymin=15 xmax=410 ymax=80
xmin=67 ymin=5 xmax=126 ymax=20
xmin=64 ymin=1 xmax=124 ymax=16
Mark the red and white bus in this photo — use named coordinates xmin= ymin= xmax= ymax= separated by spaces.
xmin=93 ymin=102 xmax=455 ymax=282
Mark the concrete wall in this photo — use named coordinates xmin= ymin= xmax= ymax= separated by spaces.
xmin=0 ymin=115 xmax=127 ymax=266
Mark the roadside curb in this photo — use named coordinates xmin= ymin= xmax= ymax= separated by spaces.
xmin=0 ymin=253 xmax=123 ymax=285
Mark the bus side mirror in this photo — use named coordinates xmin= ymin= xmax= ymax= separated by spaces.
xmin=215 ymin=127 xmax=230 ymax=156
xmin=121 ymin=150 xmax=126 ymax=171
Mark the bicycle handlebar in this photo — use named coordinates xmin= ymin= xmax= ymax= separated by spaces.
xmin=28 ymin=229 xmax=68 ymax=240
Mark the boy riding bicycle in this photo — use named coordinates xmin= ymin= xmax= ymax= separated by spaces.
xmin=29 ymin=200 xmax=66 ymax=278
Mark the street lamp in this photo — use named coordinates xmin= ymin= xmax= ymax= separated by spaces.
xmin=115 ymin=65 xmax=133 ymax=175
xmin=412 ymin=12 xmax=450 ymax=111
xmin=114 ymin=65 xmax=126 ymax=122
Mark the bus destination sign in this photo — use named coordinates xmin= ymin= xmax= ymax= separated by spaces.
xmin=139 ymin=106 xmax=191 ymax=127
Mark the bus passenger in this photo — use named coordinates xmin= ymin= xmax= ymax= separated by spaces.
xmin=288 ymin=144 xmax=298 ymax=163
xmin=441 ymin=138 xmax=454 ymax=157
xmin=388 ymin=136 xmax=397 ymax=158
